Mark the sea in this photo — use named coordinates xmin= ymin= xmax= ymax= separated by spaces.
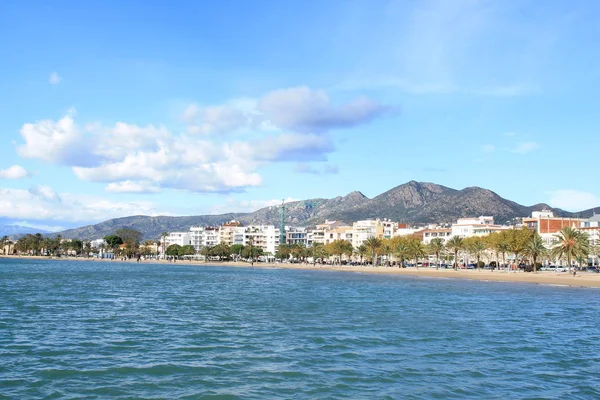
xmin=1 ymin=258 xmax=600 ymax=399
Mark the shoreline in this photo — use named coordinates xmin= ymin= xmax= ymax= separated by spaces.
xmin=3 ymin=255 xmax=600 ymax=288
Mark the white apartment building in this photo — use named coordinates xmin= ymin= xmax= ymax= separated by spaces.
xmin=286 ymin=227 xmax=311 ymax=246
xmin=352 ymin=219 xmax=384 ymax=248
xmin=311 ymin=220 xmax=345 ymax=246
xmin=422 ymin=228 xmax=453 ymax=244
xmin=164 ymin=232 xmax=191 ymax=247
xmin=189 ymin=226 xmax=219 ymax=252
xmin=219 ymin=220 xmax=244 ymax=246
xmin=382 ymin=219 xmax=398 ymax=239
xmin=450 ymin=216 xmax=508 ymax=238
xmin=244 ymin=225 xmax=280 ymax=255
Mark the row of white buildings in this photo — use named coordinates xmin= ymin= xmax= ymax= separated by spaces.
xmin=159 ymin=210 xmax=600 ymax=257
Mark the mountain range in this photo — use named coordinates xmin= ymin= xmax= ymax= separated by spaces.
xmin=0 ymin=225 xmax=50 ymax=237
xmin=48 ymin=181 xmax=597 ymax=241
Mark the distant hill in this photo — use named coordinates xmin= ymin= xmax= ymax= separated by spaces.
xmin=54 ymin=181 xmax=587 ymax=240
xmin=0 ymin=225 xmax=50 ymax=238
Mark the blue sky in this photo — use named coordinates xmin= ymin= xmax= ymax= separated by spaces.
xmin=1 ymin=0 xmax=599 ymax=232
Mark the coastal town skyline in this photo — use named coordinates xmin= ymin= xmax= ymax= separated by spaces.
xmin=1 ymin=0 xmax=599 ymax=232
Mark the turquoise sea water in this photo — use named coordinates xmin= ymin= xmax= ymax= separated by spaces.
xmin=1 ymin=258 xmax=600 ymax=399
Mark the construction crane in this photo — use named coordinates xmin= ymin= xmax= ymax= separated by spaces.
xmin=280 ymin=199 xmax=286 ymax=246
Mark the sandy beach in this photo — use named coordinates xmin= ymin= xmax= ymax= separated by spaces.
xmin=3 ymin=255 xmax=600 ymax=288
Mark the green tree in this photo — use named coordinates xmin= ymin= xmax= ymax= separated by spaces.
xmin=104 ymin=235 xmax=123 ymax=250
xmin=524 ymin=232 xmax=547 ymax=273
xmin=327 ymin=240 xmax=352 ymax=264
xmin=364 ymin=236 xmax=382 ymax=266
xmin=428 ymin=238 xmax=445 ymax=269
xmin=550 ymin=227 xmax=590 ymax=272
xmin=115 ymin=228 xmax=142 ymax=256
xmin=409 ymin=239 xmax=426 ymax=268
xmin=160 ymin=232 xmax=169 ymax=258
xmin=308 ymin=243 xmax=329 ymax=265
xmin=463 ymin=236 xmax=487 ymax=270
xmin=200 ymin=246 xmax=212 ymax=261
xmin=356 ymin=244 xmax=368 ymax=264
xmin=290 ymin=243 xmax=308 ymax=263
xmin=179 ymin=244 xmax=197 ymax=256
xmin=1 ymin=236 xmax=8 ymax=255
xmin=166 ymin=244 xmax=182 ymax=257
xmin=211 ymin=243 xmax=232 ymax=260
xmin=505 ymin=228 xmax=532 ymax=270
xmin=391 ymin=236 xmax=413 ymax=267
xmin=231 ymin=244 xmax=245 ymax=261
xmin=70 ymin=239 xmax=84 ymax=256
xmin=380 ymin=240 xmax=392 ymax=266
xmin=446 ymin=236 xmax=464 ymax=270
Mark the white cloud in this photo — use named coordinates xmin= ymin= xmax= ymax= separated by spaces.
xmin=0 ymin=187 xmax=167 ymax=222
xmin=29 ymin=185 xmax=61 ymax=201
xmin=105 ymin=181 xmax=160 ymax=194
xmin=0 ymin=165 xmax=30 ymax=179
xmin=480 ymin=144 xmax=495 ymax=153
xmin=257 ymin=86 xmax=393 ymax=133
xmin=49 ymin=72 xmax=61 ymax=85
xmin=184 ymin=104 xmax=251 ymax=135
xmin=17 ymin=85 xmax=387 ymax=194
xmin=17 ymin=115 xmax=99 ymax=166
xmin=548 ymin=190 xmax=600 ymax=212
xmin=181 ymin=86 xmax=394 ymax=135
xmin=510 ymin=142 xmax=540 ymax=154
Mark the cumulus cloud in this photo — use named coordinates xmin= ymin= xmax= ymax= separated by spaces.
xmin=29 ymin=185 xmax=61 ymax=202
xmin=181 ymin=86 xmax=394 ymax=135
xmin=0 ymin=165 xmax=30 ymax=179
xmin=0 ymin=187 xmax=166 ymax=222
xmin=16 ymin=86 xmax=389 ymax=194
xmin=184 ymin=104 xmax=251 ymax=135
xmin=510 ymin=142 xmax=539 ymax=154
xmin=17 ymin=115 xmax=100 ymax=167
xmin=49 ymin=72 xmax=61 ymax=85
xmin=257 ymin=86 xmax=394 ymax=133
xmin=548 ymin=190 xmax=600 ymax=212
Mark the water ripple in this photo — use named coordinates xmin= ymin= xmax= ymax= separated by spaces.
xmin=1 ymin=258 xmax=600 ymax=399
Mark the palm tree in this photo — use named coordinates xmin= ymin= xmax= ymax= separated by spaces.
xmin=161 ymin=232 xmax=169 ymax=259
xmin=446 ymin=236 xmax=464 ymax=270
xmin=466 ymin=237 xmax=487 ymax=270
xmin=380 ymin=242 xmax=392 ymax=266
xmin=393 ymin=237 xmax=411 ymax=268
xmin=524 ymin=232 xmax=547 ymax=273
xmin=410 ymin=239 xmax=426 ymax=269
xmin=428 ymin=238 xmax=445 ymax=269
xmin=364 ymin=237 xmax=382 ymax=267
xmin=550 ymin=227 xmax=590 ymax=273
xmin=356 ymin=244 xmax=368 ymax=265
xmin=0 ymin=236 xmax=7 ymax=255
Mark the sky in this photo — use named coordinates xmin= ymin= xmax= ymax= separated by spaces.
xmin=1 ymin=0 xmax=599 ymax=232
